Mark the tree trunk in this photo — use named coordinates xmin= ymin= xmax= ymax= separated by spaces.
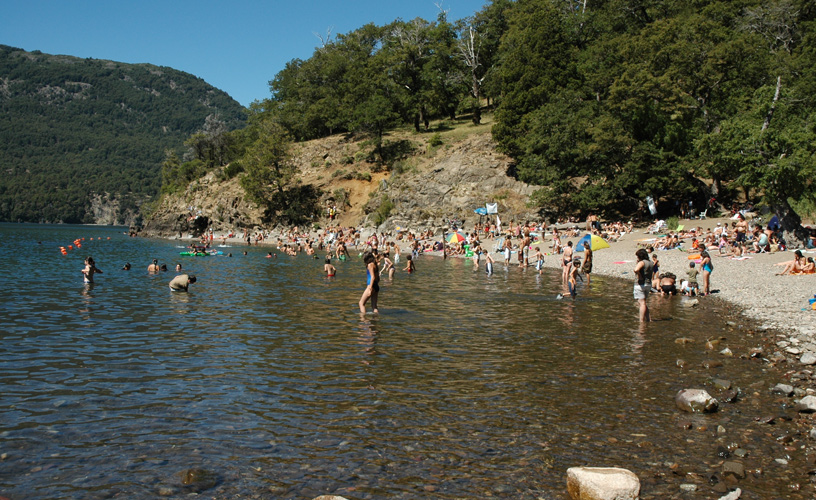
xmin=762 ymin=76 xmax=782 ymax=132
xmin=774 ymin=200 xmax=809 ymax=248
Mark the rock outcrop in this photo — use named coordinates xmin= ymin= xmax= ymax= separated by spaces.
xmin=141 ymin=131 xmax=538 ymax=237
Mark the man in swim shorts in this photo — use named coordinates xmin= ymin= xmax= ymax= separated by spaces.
xmin=169 ymin=274 xmax=196 ymax=291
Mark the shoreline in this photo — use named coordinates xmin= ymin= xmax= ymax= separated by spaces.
xmin=161 ymin=216 xmax=815 ymax=361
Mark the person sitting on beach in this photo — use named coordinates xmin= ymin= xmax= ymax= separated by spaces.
xmin=752 ymin=225 xmax=770 ymax=253
xmin=795 ymin=257 xmax=816 ymax=275
xmin=775 ymin=250 xmax=805 ymax=275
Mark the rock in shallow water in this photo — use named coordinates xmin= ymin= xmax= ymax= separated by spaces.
xmin=676 ymin=389 xmax=719 ymax=413
xmin=566 ymin=467 xmax=640 ymax=500
xmin=801 ymin=352 xmax=816 ymax=365
xmin=798 ymin=395 xmax=816 ymax=413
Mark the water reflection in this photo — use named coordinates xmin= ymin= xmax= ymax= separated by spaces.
xmin=0 ymin=224 xmax=811 ymax=499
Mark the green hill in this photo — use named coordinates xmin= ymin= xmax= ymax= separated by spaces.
xmin=0 ymin=45 xmax=246 ymax=224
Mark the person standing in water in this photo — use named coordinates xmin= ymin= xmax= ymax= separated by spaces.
xmin=359 ymin=252 xmax=379 ymax=314
xmin=581 ymin=241 xmax=593 ymax=284
xmin=147 ymin=259 xmax=160 ymax=273
xmin=561 ymin=241 xmax=574 ymax=282
xmin=381 ymin=251 xmax=396 ymax=279
xmin=403 ymin=254 xmax=415 ymax=273
xmin=82 ymin=256 xmax=103 ymax=283
xmin=324 ymin=257 xmax=336 ymax=277
xmin=169 ymin=274 xmax=196 ymax=292
xmin=633 ymin=248 xmax=653 ymax=322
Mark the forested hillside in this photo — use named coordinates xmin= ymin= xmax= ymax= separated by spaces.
xmin=236 ymin=0 xmax=815 ymax=234
xmin=0 ymin=45 xmax=246 ymax=224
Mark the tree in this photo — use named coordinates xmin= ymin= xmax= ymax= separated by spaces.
xmin=239 ymin=120 xmax=321 ymax=224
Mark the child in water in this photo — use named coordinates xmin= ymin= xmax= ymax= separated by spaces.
xmin=533 ymin=247 xmax=544 ymax=274
xmin=82 ymin=256 xmax=103 ymax=283
xmin=403 ymin=255 xmax=415 ymax=273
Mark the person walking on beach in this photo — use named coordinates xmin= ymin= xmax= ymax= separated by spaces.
xmin=634 ymin=248 xmax=653 ymax=322
xmin=359 ymin=252 xmax=379 ymax=314
xmin=82 ymin=256 xmax=103 ymax=283
xmin=700 ymin=250 xmax=713 ymax=295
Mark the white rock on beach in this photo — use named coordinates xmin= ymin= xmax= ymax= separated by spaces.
xmin=566 ymin=467 xmax=640 ymax=500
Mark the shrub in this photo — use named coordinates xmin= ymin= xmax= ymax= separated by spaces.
xmin=428 ymin=133 xmax=443 ymax=147
xmin=667 ymin=216 xmax=679 ymax=231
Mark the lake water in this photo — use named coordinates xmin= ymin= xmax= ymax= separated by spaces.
xmin=0 ymin=223 xmax=811 ymax=499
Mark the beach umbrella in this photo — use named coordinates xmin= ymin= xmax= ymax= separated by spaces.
xmin=447 ymin=232 xmax=466 ymax=244
xmin=474 ymin=207 xmax=488 ymax=215
xmin=575 ymin=233 xmax=610 ymax=251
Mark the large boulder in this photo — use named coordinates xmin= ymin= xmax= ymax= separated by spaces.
xmin=566 ymin=467 xmax=640 ymax=500
xmin=676 ymin=389 xmax=719 ymax=413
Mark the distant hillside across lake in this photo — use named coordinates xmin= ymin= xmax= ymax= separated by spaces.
xmin=0 ymin=45 xmax=246 ymax=224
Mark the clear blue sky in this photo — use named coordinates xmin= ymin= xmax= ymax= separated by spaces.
xmin=2 ymin=0 xmax=487 ymax=107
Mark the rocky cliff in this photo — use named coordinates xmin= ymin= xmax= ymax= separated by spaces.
xmin=141 ymin=129 xmax=538 ymax=237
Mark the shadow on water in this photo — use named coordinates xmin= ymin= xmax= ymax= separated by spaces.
xmin=0 ymin=223 xmax=811 ymax=499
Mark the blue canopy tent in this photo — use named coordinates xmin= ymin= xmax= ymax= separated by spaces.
xmin=767 ymin=215 xmax=780 ymax=231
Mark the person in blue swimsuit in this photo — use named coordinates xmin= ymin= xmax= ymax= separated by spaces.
xmin=359 ymin=252 xmax=379 ymax=314
xmin=700 ymin=250 xmax=713 ymax=295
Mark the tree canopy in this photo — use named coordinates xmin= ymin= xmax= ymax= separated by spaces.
xmin=248 ymin=0 xmax=816 ymax=231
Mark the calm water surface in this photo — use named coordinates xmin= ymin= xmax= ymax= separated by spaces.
xmin=0 ymin=224 xmax=810 ymax=499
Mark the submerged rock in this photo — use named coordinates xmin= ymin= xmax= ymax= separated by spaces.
xmin=801 ymin=352 xmax=816 ymax=365
xmin=676 ymin=389 xmax=719 ymax=413
xmin=566 ymin=467 xmax=640 ymax=500
xmin=772 ymin=384 xmax=794 ymax=397
xmin=797 ymin=395 xmax=816 ymax=413
xmin=178 ymin=468 xmax=218 ymax=492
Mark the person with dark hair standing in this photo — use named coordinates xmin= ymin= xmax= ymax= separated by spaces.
xmin=700 ymin=250 xmax=713 ymax=295
xmin=82 ymin=256 xmax=103 ymax=283
xmin=359 ymin=252 xmax=379 ymax=314
xmin=633 ymin=249 xmax=653 ymax=322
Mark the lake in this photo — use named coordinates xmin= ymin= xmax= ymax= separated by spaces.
xmin=0 ymin=223 xmax=810 ymax=499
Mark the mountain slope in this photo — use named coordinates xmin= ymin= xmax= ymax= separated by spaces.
xmin=0 ymin=45 xmax=246 ymax=224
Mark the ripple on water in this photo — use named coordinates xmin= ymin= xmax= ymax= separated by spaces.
xmin=0 ymin=224 xmax=812 ymax=499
